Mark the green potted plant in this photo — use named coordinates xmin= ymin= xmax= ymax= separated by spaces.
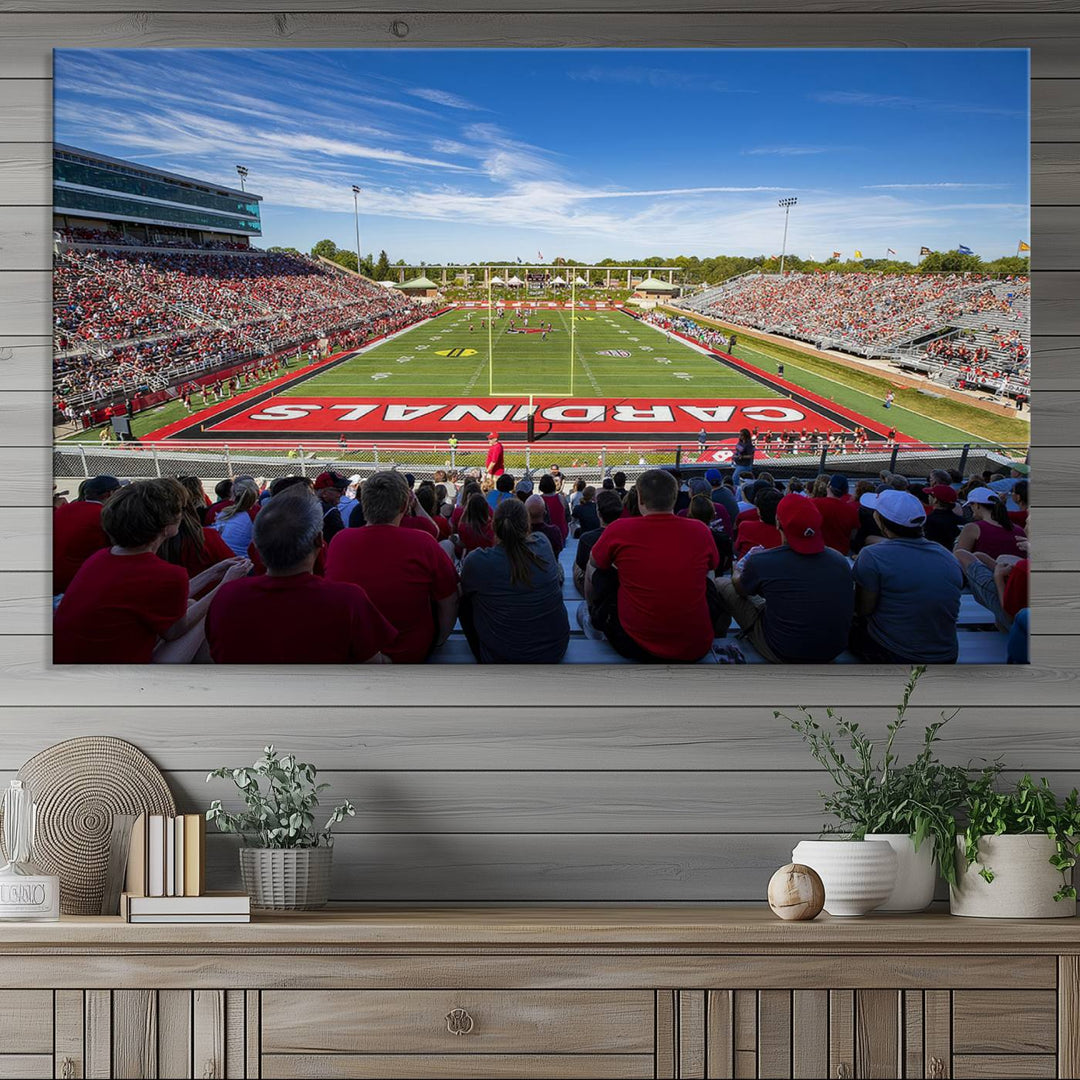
xmin=779 ymin=667 xmax=982 ymax=913
xmin=206 ymin=746 xmax=355 ymax=910
xmin=951 ymin=773 xmax=1080 ymax=919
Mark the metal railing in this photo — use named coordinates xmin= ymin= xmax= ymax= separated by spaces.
xmin=54 ymin=439 xmax=1028 ymax=487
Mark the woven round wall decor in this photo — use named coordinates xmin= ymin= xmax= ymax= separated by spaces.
xmin=16 ymin=736 xmax=175 ymax=914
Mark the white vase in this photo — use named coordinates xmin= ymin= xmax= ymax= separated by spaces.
xmin=791 ymin=839 xmax=898 ymax=917
xmin=949 ymin=834 xmax=1077 ymax=919
xmin=864 ymin=833 xmax=937 ymax=913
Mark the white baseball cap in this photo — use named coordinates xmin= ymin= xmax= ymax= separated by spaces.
xmin=963 ymin=486 xmax=1000 ymax=507
xmin=860 ymin=489 xmax=927 ymax=527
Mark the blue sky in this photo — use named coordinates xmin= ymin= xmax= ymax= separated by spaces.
xmin=54 ymin=49 xmax=1030 ymax=263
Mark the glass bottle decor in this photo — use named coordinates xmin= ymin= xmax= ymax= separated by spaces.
xmin=0 ymin=779 xmax=60 ymax=920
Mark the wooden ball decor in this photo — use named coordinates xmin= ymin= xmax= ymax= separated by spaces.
xmin=768 ymin=863 xmax=826 ymax=921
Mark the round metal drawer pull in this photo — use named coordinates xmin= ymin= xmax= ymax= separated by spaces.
xmin=446 ymin=1008 xmax=475 ymax=1035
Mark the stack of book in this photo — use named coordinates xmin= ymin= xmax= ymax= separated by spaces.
xmin=119 ymin=813 xmax=250 ymax=923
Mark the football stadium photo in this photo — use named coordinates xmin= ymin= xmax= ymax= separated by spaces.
xmin=52 ymin=48 xmax=1031 ymax=665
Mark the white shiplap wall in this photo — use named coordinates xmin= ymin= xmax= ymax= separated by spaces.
xmin=1 ymin=1 xmax=1077 ymax=902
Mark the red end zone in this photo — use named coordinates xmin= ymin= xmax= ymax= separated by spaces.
xmin=201 ymin=396 xmax=853 ymax=436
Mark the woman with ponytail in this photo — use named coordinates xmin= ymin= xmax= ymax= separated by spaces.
xmin=459 ymin=498 xmax=569 ymax=663
xmin=955 ymin=486 xmax=1026 ymax=559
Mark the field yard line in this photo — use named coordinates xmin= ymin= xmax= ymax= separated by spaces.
xmin=562 ymin=308 xmax=602 ymax=395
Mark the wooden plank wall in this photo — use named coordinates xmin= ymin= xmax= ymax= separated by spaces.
xmin=1 ymin=0 xmax=1077 ymax=903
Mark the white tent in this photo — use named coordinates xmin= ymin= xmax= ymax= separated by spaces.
xmin=506 ymin=274 xmax=524 ymax=286
xmin=490 ymin=275 xmax=504 ymax=284
xmin=574 ymin=275 xmax=588 ymax=285
xmin=378 ymin=280 xmax=397 ymax=288
xmin=550 ymin=275 xmax=567 ymax=285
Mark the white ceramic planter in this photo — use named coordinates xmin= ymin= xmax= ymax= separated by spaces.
xmin=791 ymin=839 xmax=898 ymax=917
xmin=864 ymin=833 xmax=937 ymax=913
xmin=949 ymin=834 xmax=1076 ymax=919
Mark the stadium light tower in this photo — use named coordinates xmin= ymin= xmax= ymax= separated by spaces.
xmin=351 ymin=185 xmax=362 ymax=275
xmin=235 ymin=164 xmax=248 ymax=192
xmin=778 ymin=196 xmax=797 ymax=276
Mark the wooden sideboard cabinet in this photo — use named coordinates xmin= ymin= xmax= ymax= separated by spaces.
xmin=0 ymin=908 xmax=1077 ymax=1080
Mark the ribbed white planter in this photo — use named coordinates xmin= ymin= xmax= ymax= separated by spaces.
xmin=950 ymin=834 xmax=1076 ymax=919
xmin=865 ymin=833 xmax=937 ymax=913
xmin=791 ymin=839 xmax=898 ymax=917
xmin=239 ymin=846 xmax=332 ymax=910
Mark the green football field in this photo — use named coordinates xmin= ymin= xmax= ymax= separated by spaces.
xmin=287 ymin=306 xmax=776 ymax=401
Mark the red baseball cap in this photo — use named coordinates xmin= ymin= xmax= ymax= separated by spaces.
xmin=927 ymin=484 xmax=958 ymax=505
xmin=776 ymin=494 xmax=825 ymax=554
xmin=313 ymin=470 xmax=347 ymax=491
xmin=487 ymin=432 xmax=500 ymax=441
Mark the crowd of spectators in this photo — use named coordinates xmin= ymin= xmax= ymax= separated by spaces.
xmin=52 ymin=455 xmax=1031 ymax=666
xmin=675 ymin=272 xmax=1029 ymax=358
xmin=53 ymin=245 xmax=421 ymax=409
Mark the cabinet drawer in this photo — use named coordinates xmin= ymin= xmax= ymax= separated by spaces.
xmin=953 ymin=1054 xmax=1056 ymax=1078
xmin=953 ymin=990 xmax=1057 ymax=1054
xmin=0 ymin=992 xmax=52 ymax=1054
xmin=262 ymin=1052 xmax=655 ymax=1079
xmin=261 ymin=990 xmax=655 ymax=1055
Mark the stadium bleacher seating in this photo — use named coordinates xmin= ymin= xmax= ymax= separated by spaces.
xmin=53 ymin=243 xmax=421 ymax=410
xmin=674 ymin=272 xmax=1030 ymax=400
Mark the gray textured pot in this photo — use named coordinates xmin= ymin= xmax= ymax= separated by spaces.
xmin=950 ymin=834 xmax=1076 ymax=919
xmin=239 ymin=846 xmax=332 ymax=910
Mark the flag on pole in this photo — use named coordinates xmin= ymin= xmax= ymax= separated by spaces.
xmin=832 ymin=251 xmax=841 ymax=259
xmin=1018 ymin=241 xmax=1031 ymax=252
xmin=854 ymin=249 xmax=863 ymax=259
xmin=537 ymin=250 xmax=544 ymax=261
xmin=920 ymin=246 xmax=932 ymax=256
xmin=958 ymin=244 xmax=974 ymax=255
xmin=887 ymin=248 xmax=896 ymax=256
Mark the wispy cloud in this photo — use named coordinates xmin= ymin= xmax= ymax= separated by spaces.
xmin=864 ymin=182 xmax=1010 ymax=190
xmin=406 ymin=87 xmax=484 ymax=110
xmin=812 ymin=89 xmax=1024 ymax=119
xmin=568 ymin=65 xmax=750 ymax=94
xmin=742 ymin=146 xmax=832 ymax=156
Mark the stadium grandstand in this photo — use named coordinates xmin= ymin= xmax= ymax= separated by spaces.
xmin=676 ymin=271 xmax=1030 ymax=403
xmin=52 ymin=145 xmax=422 ymax=424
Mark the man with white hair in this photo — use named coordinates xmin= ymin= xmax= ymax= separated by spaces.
xmin=206 ymin=488 xmax=395 ymax=664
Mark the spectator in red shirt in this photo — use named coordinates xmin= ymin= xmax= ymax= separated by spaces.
xmin=53 ymin=474 xmax=122 ymax=594
xmin=203 ymin=478 xmax=234 ymax=526
xmin=955 ymin=547 xmax=1029 ymax=633
xmin=455 ymin=493 xmax=496 ymax=557
xmin=1008 ymin=479 xmax=1029 ymax=529
xmin=485 ymin=431 xmax=505 ymax=478
xmin=55 ymin=478 xmax=249 ymax=664
xmin=207 ymin=487 xmax=395 ymax=664
xmin=811 ymin=474 xmax=860 ymax=555
xmin=538 ymin=473 xmax=569 ymax=539
xmin=955 ymin=488 xmax=1026 ymax=559
xmin=326 ymin=471 xmax=459 ymax=663
xmin=587 ymin=469 xmax=720 ymax=662
xmin=734 ymin=489 xmax=783 ymax=559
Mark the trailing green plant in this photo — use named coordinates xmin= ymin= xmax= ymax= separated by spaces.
xmin=206 ymin=746 xmax=355 ymax=849
xmin=960 ymin=772 xmax=1080 ymax=902
xmin=776 ymin=666 xmax=993 ymax=886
